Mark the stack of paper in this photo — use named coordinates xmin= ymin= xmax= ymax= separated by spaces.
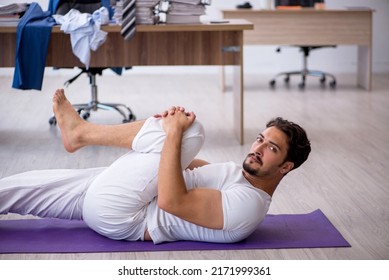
xmin=136 ymin=0 xmax=160 ymax=25
xmin=113 ymin=0 xmax=159 ymax=25
xmin=157 ymin=0 xmax=211 ymax=24
xmin=0 ymin=2 xmax=28 ymax=26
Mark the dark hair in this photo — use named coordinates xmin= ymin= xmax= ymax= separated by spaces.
xmin=266 ymin=117 xmax=311 ymax=170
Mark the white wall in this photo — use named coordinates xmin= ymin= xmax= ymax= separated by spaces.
xmin=2 ymin=0 xmax=388 ymax=75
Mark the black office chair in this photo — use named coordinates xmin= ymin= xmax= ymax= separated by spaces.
xmin=269 ymin=46 xmax=337 ymax=89
xmin=49 ymin=0 xmax=136 ymax=125
xmin=269 ymin=0 xmax=336 ymax=89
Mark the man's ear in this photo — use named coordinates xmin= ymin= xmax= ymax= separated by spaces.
xmin=280 ymin=161 xmax=294 ymax=174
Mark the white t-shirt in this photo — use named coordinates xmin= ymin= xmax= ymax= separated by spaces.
xmin=146 ymin=161 xmax=272 ymax=244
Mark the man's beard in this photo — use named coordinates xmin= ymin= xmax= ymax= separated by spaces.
xmin=243 ymin=153 xmax=287 ymax=178
xmin=242 ymin=160 xmax=259 ymax=176
xmin=242 ymin=153 xmax=261 ymax=176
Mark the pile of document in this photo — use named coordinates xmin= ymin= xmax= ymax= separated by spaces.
xmin=157 ymin=0 xmax=212 ymax=24
xmin=0 ymin=2 xmax=28 ymax=26
xmin=112 ymin=0 xmax=159 ymax=25
xmin=113 ymin=0 xmax=212 ymax=25
xmin=136 ymin=0 xmax=160 ymax=24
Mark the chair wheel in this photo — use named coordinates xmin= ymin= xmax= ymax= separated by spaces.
xmin=284 ymin=76 xmax=290 ymax=83
xmin=298 ymin=82 xmax=305 ymax=89
xmin=49 ymin=116 xmax=57 ymax=125
xmin=81 ymin=112 xmax=90 ymax=120
xmin=329 ymin=80 xmax=337 ymax=89
xmin=320 ymin=77 xmax=326 ymax=84
xmin=269 ymin=80 xmax=276 ymax=87
xmin=123 ymin=113 xmax=136 ymax=123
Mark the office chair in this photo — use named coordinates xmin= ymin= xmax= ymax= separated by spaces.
xmin=269 ymin=0 xmax=337 ymax=89
xmin=269 ymin=46 xmax=337 ymax=89
xmin=49 ymin=0 xmax=136 ymax=125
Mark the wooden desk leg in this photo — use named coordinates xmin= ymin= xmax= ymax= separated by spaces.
xmin=233 ymin=64 xmax=244 ymax=145
xmin=357 ymin=45 xmax=372 ymax=91
xmin=219 ymin=66 xmax=226 ymax=93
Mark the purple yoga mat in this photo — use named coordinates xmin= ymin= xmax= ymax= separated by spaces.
xmin=0 ymin=209 xmax=350 ymax=254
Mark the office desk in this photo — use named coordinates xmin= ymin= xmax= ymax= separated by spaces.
xmin=0 ymin=20 xmax=253 ymax=144
xmin=222 ymin=9 xmax=373 ymax=90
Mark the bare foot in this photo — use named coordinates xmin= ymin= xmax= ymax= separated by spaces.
xmin=52 ymin=89 xmax=84 ymax=153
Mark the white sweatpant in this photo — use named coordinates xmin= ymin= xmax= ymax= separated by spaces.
xmin=0 ymin=117 xmax=205 ymax=241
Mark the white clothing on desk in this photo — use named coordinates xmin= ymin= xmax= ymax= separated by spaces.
xmin=53 ymin=8 xmax=108 ymax=68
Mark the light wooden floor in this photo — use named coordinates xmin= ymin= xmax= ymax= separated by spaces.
xmin=0 ymin=70 xmax=388 ymax=260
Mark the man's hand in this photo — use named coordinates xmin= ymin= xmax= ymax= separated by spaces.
xmin=153 ymin=106 xmax=186 ymax=119
xmin=158 ymin=107 xmax=196 ymax=134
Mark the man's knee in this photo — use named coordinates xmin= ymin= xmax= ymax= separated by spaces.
xmin=180 ymin=120 xmax=205 ymax=168
xmin=183 ymin=120 xmax=205 ymax=145
xmin=133 ymin=117 xmax=205 ymax=154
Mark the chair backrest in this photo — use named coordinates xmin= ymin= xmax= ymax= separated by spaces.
xmin=55 ymin=0 xmax=102 ymax=15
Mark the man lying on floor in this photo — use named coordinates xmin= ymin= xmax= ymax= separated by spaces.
xmin=0 ymin=89 xmax=311 ymax=244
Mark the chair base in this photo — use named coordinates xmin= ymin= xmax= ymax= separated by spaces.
xmin=49 ymin=102 xmax=136 ymax=126
xmin=269 ymin=46 xmax=337 ymax=89
xmin=49 ymin=68 xmax=136 ymax=125
xmin=269 ymin=69 xmax=337 ymax=89
xmin=73 ymin=101 xmax=136 ymax=122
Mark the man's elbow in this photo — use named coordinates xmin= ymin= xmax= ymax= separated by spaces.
xmin=157 ymin=197 xmax=180 ymax=215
